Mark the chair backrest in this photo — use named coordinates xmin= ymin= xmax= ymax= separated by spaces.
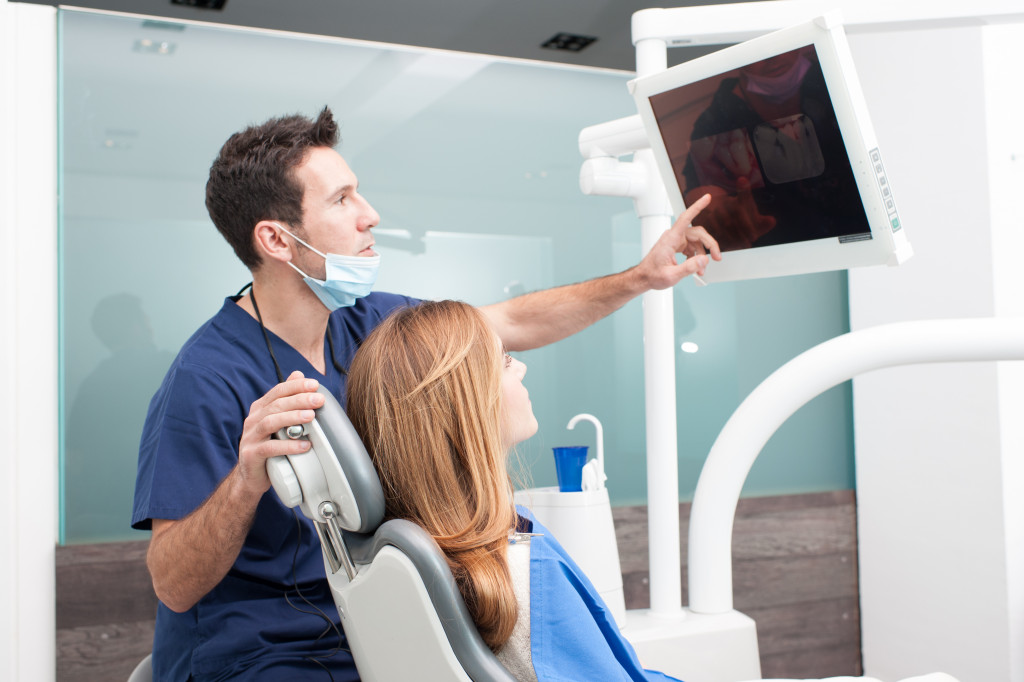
xmin=269 ymin=387 xmax=517 ymax=682
xmin=127 ymin=653 xmax=152 ymax=682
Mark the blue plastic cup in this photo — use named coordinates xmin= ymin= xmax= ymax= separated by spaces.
xmin=552 ymin=446 xmax=589 ymax=492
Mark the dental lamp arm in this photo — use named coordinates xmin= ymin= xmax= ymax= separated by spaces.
xmin=146 ymin=372 xmax=323 ymax=613
xmin=481 ymin=193 xmax=719 ymax=351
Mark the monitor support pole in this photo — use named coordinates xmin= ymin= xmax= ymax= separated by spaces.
xmin=580 ymin=34 xmax=684 ymax=619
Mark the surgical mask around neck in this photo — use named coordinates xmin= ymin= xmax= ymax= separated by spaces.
xmin=742 ymin=55 xmax=812 ymax=103
xmin=277 ymin=224 xmax=380 ymax=311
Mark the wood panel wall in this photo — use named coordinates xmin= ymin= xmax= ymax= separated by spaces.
xmin=614 ymin=491 xmax=862 ymax=679
xmin=56 ymin=490 xmax=860 ymax=681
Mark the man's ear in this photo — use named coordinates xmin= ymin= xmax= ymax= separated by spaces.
xmin=253 ymin=221 xmax=293 ymax=264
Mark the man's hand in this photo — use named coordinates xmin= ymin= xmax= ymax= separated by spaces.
xmin=636 ymin=192 xmax=723 ymax=289
xmin=236 ymin=370 xmax=325 ymax=494
xmin=147 ymin=370 xmax=326 ymax=613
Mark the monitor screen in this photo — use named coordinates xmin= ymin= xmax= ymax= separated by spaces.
xmin=631 ymin=15 xmax=911 ymax=283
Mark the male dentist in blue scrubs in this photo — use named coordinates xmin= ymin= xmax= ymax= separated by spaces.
xmin=132 ymin=106 xmax=718 ymax=681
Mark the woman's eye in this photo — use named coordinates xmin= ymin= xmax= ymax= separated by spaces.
xmin=504 ymin=352 xmax=513 ymax=368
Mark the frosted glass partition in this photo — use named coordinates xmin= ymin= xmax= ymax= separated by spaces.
xmin=59 ymin=9 xmax=853 ymax=544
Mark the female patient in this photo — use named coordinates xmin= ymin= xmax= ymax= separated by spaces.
xmin=346 ymin=299 xmax=956 ymax=682
xmin=346 ymin=298 xmax=647 ymax=681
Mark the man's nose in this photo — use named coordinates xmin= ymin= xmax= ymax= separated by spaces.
xmin=360 ymin=198 xmax=380 ymax=231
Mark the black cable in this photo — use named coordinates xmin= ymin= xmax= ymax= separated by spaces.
xmin=245 ymin=282 xmax=286 ymax=384
xmin=238 ymin=281 xmax=348 ymax=679
xmin=244 ymin=281 xmax=346 ymax=380
xmin=325 ymin=325 xmax=347 ymax=376
xmin=285 ymin=509 xmax=347 ymax=681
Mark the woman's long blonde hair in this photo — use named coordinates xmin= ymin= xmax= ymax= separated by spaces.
xmin=346 ymin=300 xmax=519 ymax=650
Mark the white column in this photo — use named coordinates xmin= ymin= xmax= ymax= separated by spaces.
xmin=0 ymin=3 xmax=59 ymax=681
xmin=848 ymin=23 xmax=1023 ymax=682
xmin=984 ymin=23 xmax=1024 ymax=682
xmin=634 ymin=35 xmax=686 ymax=618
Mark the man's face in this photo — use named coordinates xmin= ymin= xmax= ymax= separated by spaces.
xmin=290 ymin=146 xmax=379 ymax=278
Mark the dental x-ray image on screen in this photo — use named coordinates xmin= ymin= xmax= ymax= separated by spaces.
xmin=631 ymin=14 xmax=912 ymax=283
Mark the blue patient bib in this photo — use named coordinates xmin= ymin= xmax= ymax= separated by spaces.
xmin=518 ymin=508 xmax=680 ymax=682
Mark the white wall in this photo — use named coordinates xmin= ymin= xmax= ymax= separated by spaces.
xmin=0 ymin=3 xmax=59 ymax=681
xmin=848 ymin=22 xmax=1024 ymax=682
xmin=985 ymin=23 xmax=1024 ymax=682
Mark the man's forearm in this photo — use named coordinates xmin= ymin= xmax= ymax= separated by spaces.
xmin=147 ymin=466 xmax=264 ymax=612
xmin=482 ymin=195 xmax=719 ymax=351
xmin=482 ymin=266 xmax=645 ymax=351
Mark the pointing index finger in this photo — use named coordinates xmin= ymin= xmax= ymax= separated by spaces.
xmin=680 ymin=193 xmax=712 ymax=226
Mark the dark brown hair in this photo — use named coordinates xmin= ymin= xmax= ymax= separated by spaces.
xmin=205 ymin=106 xmax=339 ymax=270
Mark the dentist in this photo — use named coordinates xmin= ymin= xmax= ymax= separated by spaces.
xmin=132 ymin=105 xmax=718 ymax=681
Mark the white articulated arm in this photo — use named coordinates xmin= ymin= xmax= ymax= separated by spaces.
xmin=578 ymin=115 xmax=652 ymax=200
xmin=688 ymin=317 xmax=1024 ymax=614
xmin=578 ymin=114 xmax=648 ymax=160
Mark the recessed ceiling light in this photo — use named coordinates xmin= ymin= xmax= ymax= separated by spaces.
xmin=541 ymin=33 xmax=597 ymax=52
xmin=170 ymin=0 xmax=228 ymax=9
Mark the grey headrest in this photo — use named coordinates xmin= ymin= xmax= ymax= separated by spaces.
xmin=314 ymin=385 xmax=386 ymax=534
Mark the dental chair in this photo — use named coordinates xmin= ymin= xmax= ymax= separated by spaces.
xmin=265 ymin=385 xmax=517 ymax=681
xmin=128 ymin=386 xmax=514 ymax=682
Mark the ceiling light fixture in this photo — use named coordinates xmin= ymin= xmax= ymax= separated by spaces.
xmin=541 ymin=33 xmax=597 ymax=52
xmin=170 ymin=0 xmax=228 ymax=8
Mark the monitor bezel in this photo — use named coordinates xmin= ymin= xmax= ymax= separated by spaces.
xmin=630 ymin=13 xmax=912 ymax=283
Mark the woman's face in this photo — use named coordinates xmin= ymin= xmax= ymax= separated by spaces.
xmin=498 ymin=344 xmax=538 ymax=451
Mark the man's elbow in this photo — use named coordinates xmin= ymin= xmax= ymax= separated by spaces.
xmin=155 ymin=587 xmax=198 ymax=614
xmin=151 ymin=576 xmax=200 ymax=613
xmin=147 ymin=551 xmax=199 ymax=613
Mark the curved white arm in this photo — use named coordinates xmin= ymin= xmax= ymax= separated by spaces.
xmin=567 ymin=413 xmax=605 ymax=483
xmin=578 ymin=114 xmax=647 ymax=160
xmin=688 ymin=317 xmax=1024 ymax=614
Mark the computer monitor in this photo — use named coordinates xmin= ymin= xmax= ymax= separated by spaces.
xmin=630 ymin=13 xmax=912 ymax=283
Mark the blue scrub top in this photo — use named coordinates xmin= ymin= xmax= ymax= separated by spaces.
xmin=132 ymin=292 xmax=418 ymax=682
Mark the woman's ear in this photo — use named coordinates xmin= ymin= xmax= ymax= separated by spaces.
xmin=253 ymin=220 xmax=293 ymax=264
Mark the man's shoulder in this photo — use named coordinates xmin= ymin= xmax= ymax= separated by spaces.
xmin=331 ymin=292 xmax=421 ymax=328
xmin=174 ymin=298 xmax=254 ymax=364
xmin=157 ymin=298 xmax=270 ymax=401
xmin=360 ymin=291 xmax=422 ymax=312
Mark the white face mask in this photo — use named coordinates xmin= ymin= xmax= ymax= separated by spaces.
xmin=276 ymin=224 xmax=380 ymax=311
xmin=742 ymin=55 xmax=812 ymax=103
